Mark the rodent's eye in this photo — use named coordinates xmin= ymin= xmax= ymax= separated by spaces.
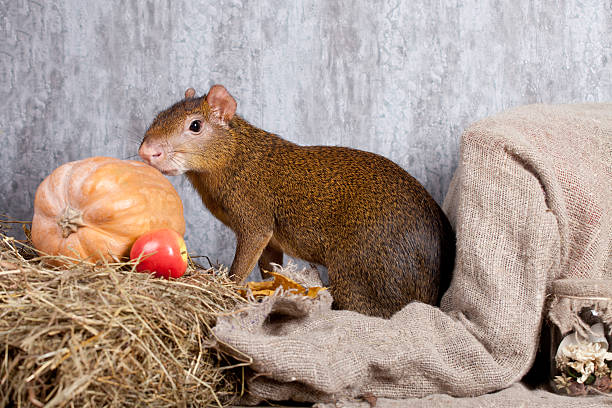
xmin=189 ymin=120 xmax=201 ymax=132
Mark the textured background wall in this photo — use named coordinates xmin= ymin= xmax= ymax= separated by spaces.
xmin=1 ymin=1 xmax=611 ymax=277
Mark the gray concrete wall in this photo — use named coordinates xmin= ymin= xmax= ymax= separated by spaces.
xmin=1 ymin=1 xmax=611 ymax=274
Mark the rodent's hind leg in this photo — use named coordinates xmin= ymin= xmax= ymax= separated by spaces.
xmin=327 ymin=265 xmax=393 ymax=318
xmin=258 ymin=244 xmax=283 ymax=280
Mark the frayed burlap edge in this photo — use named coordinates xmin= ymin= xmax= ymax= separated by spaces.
xmin=212 ymin=289 xmax=335 ymax=405
xmin=547 ymin=279 xmax=612 ymax=338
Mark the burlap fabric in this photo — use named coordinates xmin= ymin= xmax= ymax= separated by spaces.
xmin=313 ymin=382 xmax=610 ymax=407
xmin=214 ymin=103 xmax=612 ymax=406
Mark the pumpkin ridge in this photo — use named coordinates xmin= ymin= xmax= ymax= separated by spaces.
xmin=36 ymin=162 xmax=70 ymax=218
xmin=80 ymin=222 xmax=129 ymax=241
xmin=63 ymin=157 xmax=84 ymax=214
xmin=55 ymin=158 xmax=107 ymax=238
xmin=76 ymin=228 xmax=124 ymax=262
xmin=58 ymin=232 xmax=92 ymax=263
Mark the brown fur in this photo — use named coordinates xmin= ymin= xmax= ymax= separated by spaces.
xmin=140 ymin=85 xmax=455 ymax=318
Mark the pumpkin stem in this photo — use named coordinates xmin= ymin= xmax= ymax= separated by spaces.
xmin=57 ymin=206 xmax=86 ymax=238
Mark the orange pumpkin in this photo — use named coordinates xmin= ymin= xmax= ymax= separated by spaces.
xmin=31 ymin=156 xmax=186 ymax=265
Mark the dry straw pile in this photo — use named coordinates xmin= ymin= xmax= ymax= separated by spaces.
xmin=0 ymin=219 xmax=249 ymax=407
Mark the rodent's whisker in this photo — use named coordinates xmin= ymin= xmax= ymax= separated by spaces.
xmin=171 ymin=139 xmax=199 ymax=152
xmin=112 ymin=125 xmax=144 ymax=144
xmin=168 ymin=154 xmax=187 ymax=170
xmin=172 ymin=147 xmax=209 ymax=160
xmin=173 ymin=149 xmax=202 ymax=155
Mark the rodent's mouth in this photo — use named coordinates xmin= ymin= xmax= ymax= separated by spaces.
xmin=160 ymin=168 xmax=183 ymax=176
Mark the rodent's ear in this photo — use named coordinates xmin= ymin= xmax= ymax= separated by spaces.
xmin=206 ymin=85 xmax=237 ymax=123
xmin=184 ymin=88 xmax=196 ymax=99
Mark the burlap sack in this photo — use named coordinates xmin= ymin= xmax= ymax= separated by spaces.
xmin=214 ymin=103 xmax=612 ymax=406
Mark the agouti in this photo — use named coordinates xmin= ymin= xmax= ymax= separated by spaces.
xmin=139 ymin=84 xmax=455 ymax=318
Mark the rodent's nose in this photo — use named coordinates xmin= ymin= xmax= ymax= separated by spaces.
xmin=139 ymin=142 xmax=164 ymax=165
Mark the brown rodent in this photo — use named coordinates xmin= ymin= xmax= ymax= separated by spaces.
xmin=139 ymin=84 xmax=455 ymax=318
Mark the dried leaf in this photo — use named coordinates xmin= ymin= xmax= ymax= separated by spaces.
xmin=239 ymin=271 xmax=327 ymax=299
xmin=249 ymin=289 xmax=276 ymax=297
xmin=246 ymin=280 xmax=277 ymax=291
xmin=267 ymin=271 xmax=307 ymax=295
xmin=306 ymin=286 xmax=327 ymax=298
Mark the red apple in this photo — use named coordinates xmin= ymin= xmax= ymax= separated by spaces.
xmin=130 ymin=229 xmax=188 ymax=279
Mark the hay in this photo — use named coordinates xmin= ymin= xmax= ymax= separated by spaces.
xmin=0 ymin=219 xmax=249 ymax=407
